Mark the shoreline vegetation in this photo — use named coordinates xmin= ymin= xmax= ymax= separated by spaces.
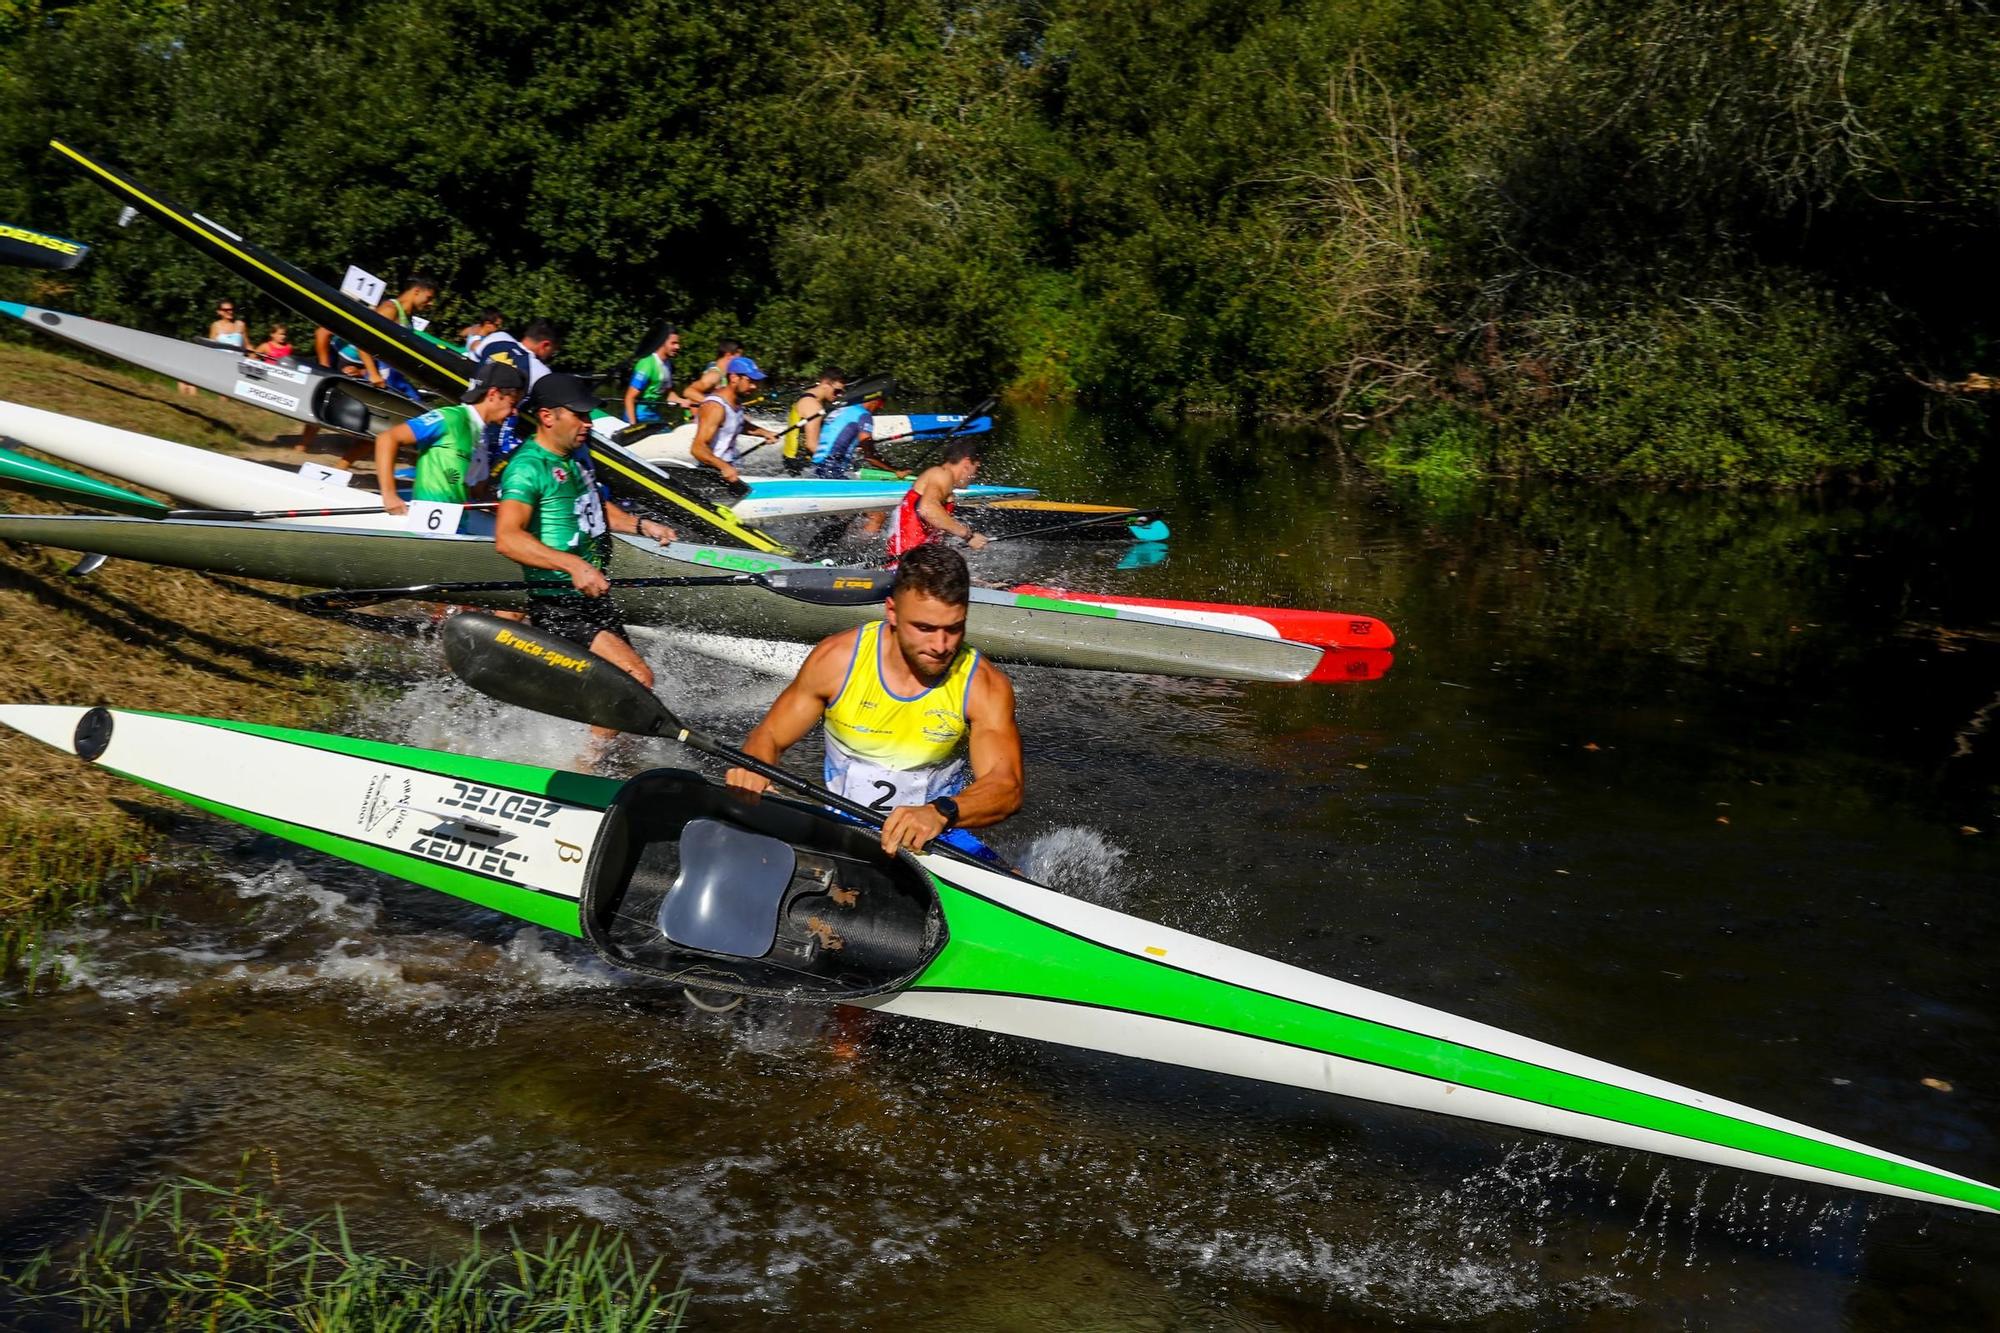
xmin=2 ymin=0 xmax=1996 ymax=486
xmin=1 ymin=1176 xmax=689 ymax=1331
xmin=0 ymin=341 xmax=370 ymax=961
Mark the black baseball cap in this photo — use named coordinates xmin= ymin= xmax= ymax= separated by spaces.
xmin=459 ymin=359 xmax=528 ymax=403
xmin=529 ymin=371 xmax=597 ymax=415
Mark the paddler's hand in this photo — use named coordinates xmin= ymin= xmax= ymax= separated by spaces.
xmin=382 ymin=493 xmax=408 ymax=516
xmin=724 ymin=767 xmax=772 ymax=796
xmin=718 ymin=463 xmax=741 ymax=485
xmin=569 ymin=564 xmax=611 ymax=598
xmin=637 ymin=518 xmax=676 ymax=543
xmin=965 ymin=532 xmax=989 ymax=551
xmin=880 ymin=803 xmax=948 ymax=855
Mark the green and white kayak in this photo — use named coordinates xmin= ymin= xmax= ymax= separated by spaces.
xmin=6 ymin=701 xmax=1996 ymax=1215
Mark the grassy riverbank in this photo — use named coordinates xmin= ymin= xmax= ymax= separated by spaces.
xmin=0 ymin=340 xmax=372 ymax=955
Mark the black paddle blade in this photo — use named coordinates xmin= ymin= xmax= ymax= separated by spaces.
xmin=762 ymin=568 xmax=894 ymax=605
xmin=0 ymin=222 xmax=88 ymax=271
xmin=442 ymin=612 xmax=680 ymax=736
xmin=840 ymin=372 xmax=894 ymax=403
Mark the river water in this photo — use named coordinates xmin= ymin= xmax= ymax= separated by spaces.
xmin=3 ymin=409 xmax=1999 ymax=1328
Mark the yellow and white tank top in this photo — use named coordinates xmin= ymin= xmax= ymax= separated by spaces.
xmin=823 ymin=621 xmax=980 ymax=811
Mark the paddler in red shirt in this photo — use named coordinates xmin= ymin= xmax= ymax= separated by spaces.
xmin=886 ymin=439 xmax=989 ymax=564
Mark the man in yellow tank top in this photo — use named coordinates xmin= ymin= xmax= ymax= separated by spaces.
xmin=725 ymin=544 xmax=1023 ymax=856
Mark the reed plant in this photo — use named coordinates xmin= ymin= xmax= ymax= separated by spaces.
xmin=2 ymin=1177 xmax=688 ymax=1332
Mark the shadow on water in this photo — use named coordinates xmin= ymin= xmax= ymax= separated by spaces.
xmin=4 ymin=410 xmax=2000 ymax=1328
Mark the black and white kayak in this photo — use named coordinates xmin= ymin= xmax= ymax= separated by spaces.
xmin=5 ymin=668 xmax=1996 ymax=1215
xmin=0 ymin=300 xmax=420 ymax=437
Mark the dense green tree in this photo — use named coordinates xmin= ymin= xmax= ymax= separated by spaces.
xmin=0 ymin=0 xmax=1992 ymax=483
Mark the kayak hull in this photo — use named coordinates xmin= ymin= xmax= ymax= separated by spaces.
xmin=0 ymin=514 xmax=1326 ymax=681
xmin=6 ymin=702 xmax=1995 ymax=1216
xmin=0 ymin=301 xmax=419 ymax=437
xmin=0 ymin=399 xmax=393 ymax=527
xmin=1009 ymin=586 xmax=1397 ymax=652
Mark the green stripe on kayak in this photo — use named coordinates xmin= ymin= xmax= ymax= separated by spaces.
xmin=116 ymin=770 xmax=587 ymax=936
xmin=0 ymin=445 xmax=169 ymax=517
xmin=1013 ymin=593 xmax=1116 ymax=618
xmin=131 ymin=711 xmax=625 ymax=810
xmin=916 ymin=882 xmax=2000 ymax=1213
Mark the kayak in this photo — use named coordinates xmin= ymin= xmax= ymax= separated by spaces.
xmin=0 ymin=394 xmax=1022 ymax=528
xmin=0 ymin=398 xmax=419 ymax=524
xmin=7 ymin=701 xmax=1995 ymax=1215
xmin=0 ymin=399 xmax=392 ymax=527
xmin=0 ymin=444 xmax=163 ymax=516
xmin=0 ymin=300 xmax=421 ymax=438
xmin=52 ymin=139 xmax=789 ymax=555
xmin=0 ymin=513 xmax=1333 ymax=681
xmin=1009 ymin=587 xmax=1396 ymax=652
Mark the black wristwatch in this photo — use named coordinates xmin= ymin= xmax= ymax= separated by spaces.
xmin=930 ymin=796 xmax=961 ymax=829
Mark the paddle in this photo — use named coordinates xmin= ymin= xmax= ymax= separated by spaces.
xmin=166 ymin=501 xmax=501 ymax=522
xmin=299 ymin=565 xmax=895 ymax=611
xmin=440 ymin=611 xmax=990 ymax=867
xmin=0 ymin=222 xmax=89 ymax=272
xmin=898 ymin=395 xmax=999 ymax=471
xmin=981 ymin=509 xmax=1171 ymax=544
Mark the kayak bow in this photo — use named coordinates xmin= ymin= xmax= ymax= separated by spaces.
xmin=4 ymin=703 xmax=1996 ymax=1215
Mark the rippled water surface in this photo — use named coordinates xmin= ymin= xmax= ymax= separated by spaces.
xmin=4 ymin=410 xmax=1999 ymax=1328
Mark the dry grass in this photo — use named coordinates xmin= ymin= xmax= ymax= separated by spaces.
xmin=0 ymin=339 xmax=376 ymax=923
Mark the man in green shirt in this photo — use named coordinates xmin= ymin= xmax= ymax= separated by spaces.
xmin=494 ymin=373 xmax=677 ymax=721
xmin=373 ymin=360 xmax=527 ymax=523
xmin=622 ymin=324 xmax=683 ymax=424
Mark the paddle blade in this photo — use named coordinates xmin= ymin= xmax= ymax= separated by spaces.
xmin=762 ymin=567 xmax=894 ymax=605
xmin=0 ymin=223 xmax=88 ymax=271
xmin=1128 ymin=517 xmax=1171 ymax=542
xmin=442 ymin=612 xmax=679 ymax=736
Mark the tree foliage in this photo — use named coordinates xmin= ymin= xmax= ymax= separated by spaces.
xmin=0 ymin=0 xmax=1994 ymax=483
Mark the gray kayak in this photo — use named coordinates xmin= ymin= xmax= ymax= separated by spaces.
xmin=0 ymin=300 xmax=421 ymax=438
xmin=0 ymin=513 xmax=1327 ymax=681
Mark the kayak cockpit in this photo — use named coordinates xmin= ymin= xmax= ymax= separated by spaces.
xmin=580 ymin=769 xmax=945 ymax=1000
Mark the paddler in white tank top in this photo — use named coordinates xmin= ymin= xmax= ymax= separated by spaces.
xmin=726 ymin=544 xmax=1023 ymax=857
xmin=687 ymin=355 xmax=781 ymax=485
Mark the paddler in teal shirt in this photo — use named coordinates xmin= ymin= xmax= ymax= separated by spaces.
xmin=494 ymin=373 xmax=676 ymax=742
xmin=622 ymin=324 xmax=684 ymax=424
xmin=372 ymin=360 xmax=526 ymax=527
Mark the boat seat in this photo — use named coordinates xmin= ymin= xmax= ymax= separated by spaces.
xmin=657 ymin=818 xmax=797 ymax=958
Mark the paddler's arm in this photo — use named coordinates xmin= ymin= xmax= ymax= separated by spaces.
xmin=725 ymin=630 xmax=857 ymax=795
xmin=880 ymin=663 xmax=1022 ymax=854
xmin=357 ymin=347 xmax=387 ymax=388
xmin=621 ymin=366 xmax=649 ymax=424
xmin=682 ymin=368 xmax=718 ymax=404
xmin=687 ymin=399 xmax=741 ymax=484
xmin=494 ymin=499 xmax=611 ymax=597
xmin=796 ymin=401 xmax=825 ymax=459
xmin=917 ymin=473 xmax=987 ymax=550
xmin=856 ymin=435 xmax=909 ymax=479
xmin=601 ymin=497 xmax=675 ymax=545
xmin=371 ymin=421 xmax=418 ymax=514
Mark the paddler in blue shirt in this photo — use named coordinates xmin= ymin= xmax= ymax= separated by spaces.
xmin=812 ymin=386 xmax=908 ymax=480
xmin=686 ymin=356 xmax=780 ymax=486
xmin=724 ymin=543 xmax=1022 ymax=858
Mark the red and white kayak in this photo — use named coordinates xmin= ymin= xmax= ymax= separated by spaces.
xmin=1008 ymin=586 xmax=1395 ymax=651
xmin=1008 ymin=586 xmax=1396 ymax=684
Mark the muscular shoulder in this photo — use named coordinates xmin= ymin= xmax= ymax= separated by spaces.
xmin=967 ymin=653 xmax=1016 ymax=720
xmin=798 ymin=627 xmax=866 ymax=697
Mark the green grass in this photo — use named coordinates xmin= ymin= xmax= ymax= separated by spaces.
xmin=2 ymin=1177 xmax=688 ymax=1331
